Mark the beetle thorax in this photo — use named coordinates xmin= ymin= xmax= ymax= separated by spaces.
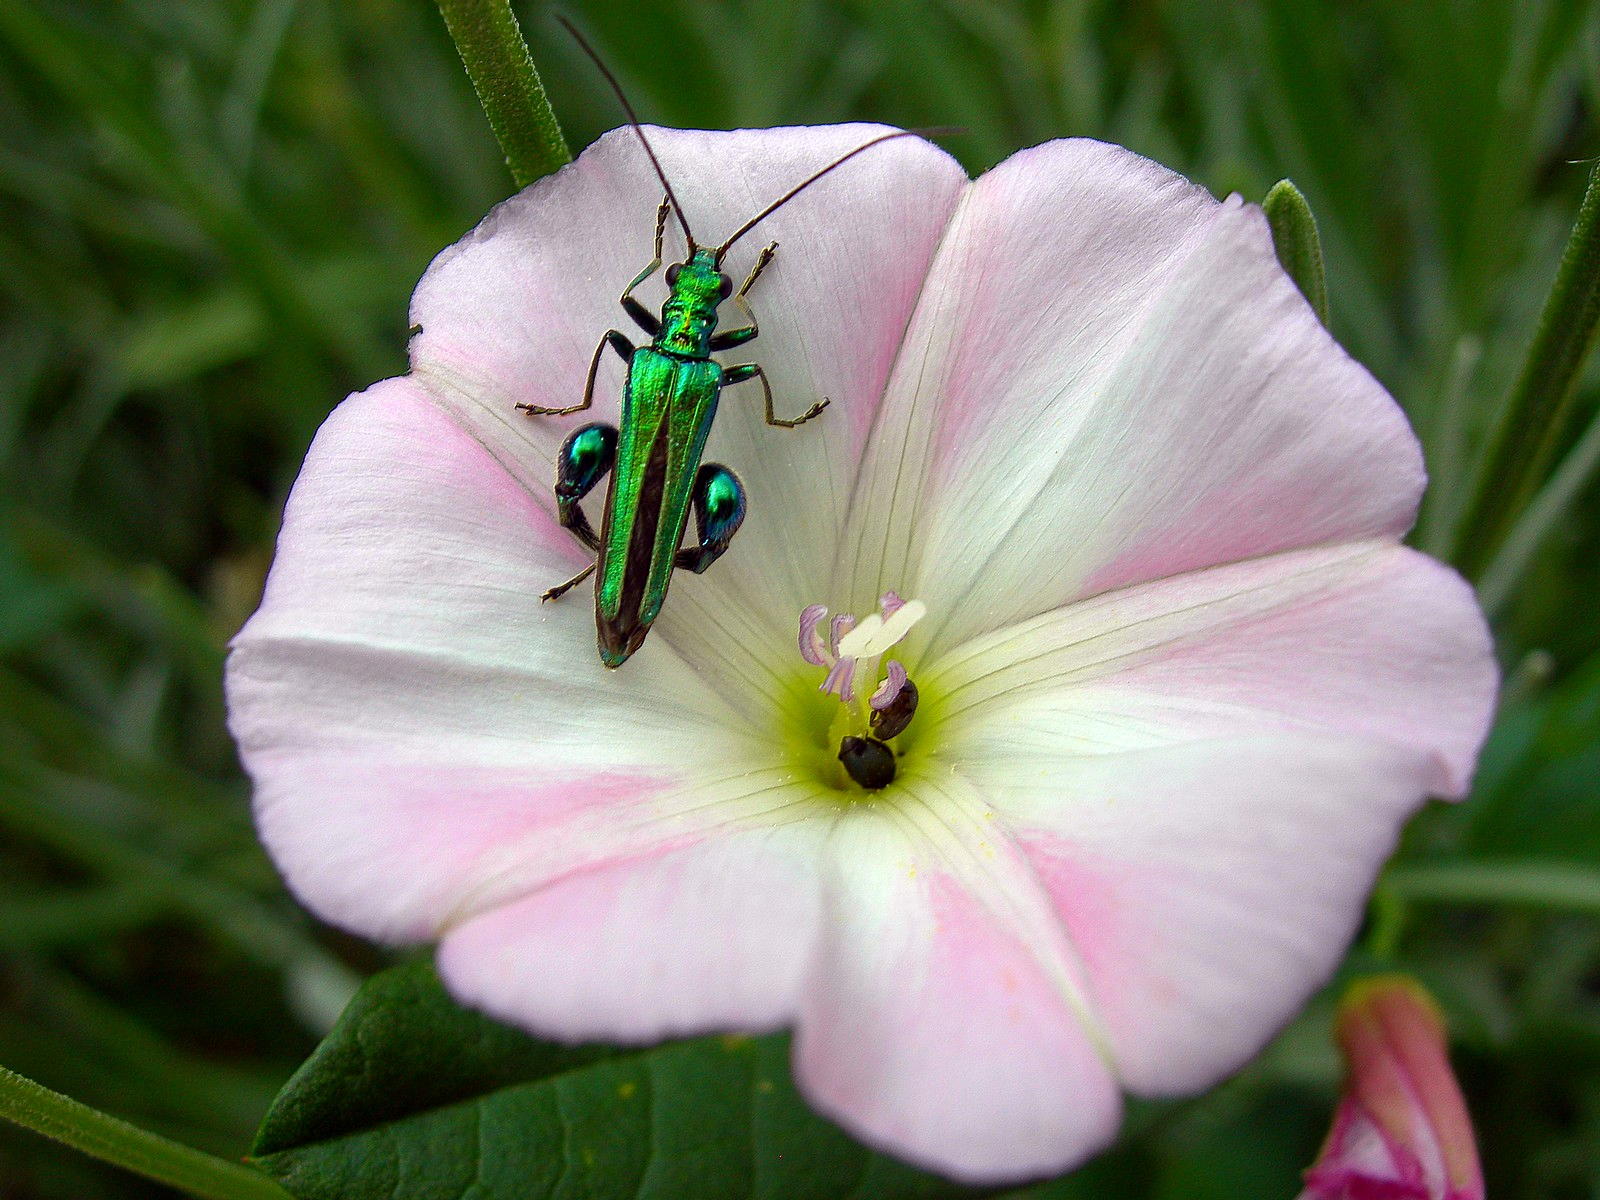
xmin=656 ymin=249 xmax=726 ymax=357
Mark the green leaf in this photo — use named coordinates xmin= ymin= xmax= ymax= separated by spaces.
xmin=1453 ymin=161 xmax=1600 ymax=577
xmin=1263 ymin=179 xmax=1329 ymax=325
xmin=251 ymin=960 xmax=980 ymax=1200
xmin=0 ymin=530 xmax=78 ymax=651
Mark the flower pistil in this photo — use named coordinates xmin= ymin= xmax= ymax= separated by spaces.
xmin=799 ymin=591 xmax=924 ymax=790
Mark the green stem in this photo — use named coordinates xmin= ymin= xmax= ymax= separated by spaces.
xmin=0 ymin=1065 xmax=290 ymax=1200
xmin=1362 ymin=885 xmax=1410 ymax=959
xmin=1452 ymin=162 xmax=1600 ymax=578
xmin=434 ymin=0 xmax=570 ymax=188
xmin=1384 ymin=860 xmax=1600 ymax=916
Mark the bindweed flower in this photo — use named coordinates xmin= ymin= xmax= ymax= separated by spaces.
xmin=1300 ymin=977 xmax=1484 ymax=1200
xmin=225 ymin=126 xmax=1497 ymax=1183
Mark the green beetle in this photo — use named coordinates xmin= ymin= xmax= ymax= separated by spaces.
xmin=524 ymin=21 xmax=931 ymax=667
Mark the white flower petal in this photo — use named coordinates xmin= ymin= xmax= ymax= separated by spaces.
xmin=928 ymin=540 xmax=1495 ymax=796
xmin=408 ymin=125 xmax=966 ymax=685
xmin=835 ymin=139 xmax=1423 ymax=654
xmin=227 ymin=378 xmax=788 ymax=940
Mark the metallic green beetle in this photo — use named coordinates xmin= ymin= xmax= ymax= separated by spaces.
xmin=522 ymin=27 xmax=927 ymax=667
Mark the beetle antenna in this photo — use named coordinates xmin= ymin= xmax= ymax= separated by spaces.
xmin=556 ymin=14 xmax=696 ymax=250
xmin=714 ymin=126 xmax=961 ymax=264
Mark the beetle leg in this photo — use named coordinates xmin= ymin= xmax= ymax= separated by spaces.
xmin=722 ymin=362 xmax=829 ymax=428
xmin=709 ymin=241 xmax=777 ymax=351
xmin=619 ymin=197 xmax=671 ymax=336
xmin=541 ymin=562 xmax=596 ymax=603
xmin=675 ymin=463 xmax=746 ymax=573
xmin=540 ymin=422 xmax=617 ymax=601
xmin=519 ymin=331 xmax=632 ymax=417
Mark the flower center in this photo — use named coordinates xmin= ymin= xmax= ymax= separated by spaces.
xmin=798 ymin=592 xmax=923 ymax=791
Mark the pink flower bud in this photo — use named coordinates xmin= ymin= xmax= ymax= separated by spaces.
xmin=1301 ymin=977 xmax=1483 ymax=1200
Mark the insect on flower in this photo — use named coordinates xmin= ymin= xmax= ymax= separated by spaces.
xmin=527 ymin=19 xmax=947 ymax=667
xmin=227 ymin=116 xmax=1498 ymax=1182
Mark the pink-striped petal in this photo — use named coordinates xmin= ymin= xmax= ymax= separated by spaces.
xmin=1301 ymin=977 xmax=1484 ymax=1200
xmin=929 ymin=540 xmax=1495 ymax=797
xmin=438 ymin=824 xmax=826 ymax=1043
xmin=794 ymin=807 xmax=1120 ymax=1184
xmin=227 ymin=378 xmax=788 ymax=942
xmin=838 ymin=139 xmax=1423 ymax=654
xmin=969 ymin=734 xmax=1436 ymax=1096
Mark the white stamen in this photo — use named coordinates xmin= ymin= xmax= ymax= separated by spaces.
xmin=840 ymin=613 xmax=883 ymax=655
xmin=838 ymin=599 xmax=925 ymax=658
xmin=798 ymin=595 xmax=926 ymax=724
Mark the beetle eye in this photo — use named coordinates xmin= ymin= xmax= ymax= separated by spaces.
xmin=665 ymin=263 xmax=681 ymax=286
xmin=718 ymin=273 xmax=734 ymax=299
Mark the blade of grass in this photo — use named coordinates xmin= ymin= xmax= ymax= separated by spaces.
xmin=219 ymin=0 xmax=300 ymax=170
xmin=0 ymin=0 xmax=388 ymax=383
xmin=1453 ymin=162 xmax=1600 ymax=577
xmin=0 ymin=766 xmax=354 ymax=993
xmin=1416 ymin=335 xmax=1485 ymax=556
xmin=5 ymin=960 xmax=281 ymax=1136
xmin=0 ymin=1064 xmax=290 ymax=1200
xmin=0 ymin=886 xmax=168 ymax=950
xmin=1479 ymin=398 xmax=1600 ymax=614
xmin=1385 ymin=859 xmax=1600 ymax=916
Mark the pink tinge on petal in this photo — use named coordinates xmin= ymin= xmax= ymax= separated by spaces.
xmin=1015 ymin=837 xmax=1146 ymax=1013
xmin=226 ymin=376 xmax=760 ymax=943
xmin=988 ymin=735 xmax=1435 ymax=1097
xmin=844 ymin=138 xmax=1429 ymax=649
xmin=935 ymin=542 xmax=1496 ymax=800
xmin=437 ymin=826 xmax=825 ymax=1044
xmin=1302 ymin=1100 xmax=1432 ymax=1200
xmin=798 ymin=603 xmax=831 ymax=666
xmin=1365 ymin=990 xmax=1477 ymax=1172
xmin=1087 ymin=547 xmax=1494 ymax=798
xmin=251 ymin=754 xmax=670 ymax=943
xmin=919 ymin=140 xmax=1222 ymax=470
xmin=794 ymin=815 xmax=1120 ymax=1185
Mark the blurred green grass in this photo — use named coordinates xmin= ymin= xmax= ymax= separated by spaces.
xmin=1 ymin=1 xmax=1597 ymax=1196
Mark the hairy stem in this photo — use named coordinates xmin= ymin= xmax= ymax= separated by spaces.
xmin=434 ymin=0 xmax=570 ymax=188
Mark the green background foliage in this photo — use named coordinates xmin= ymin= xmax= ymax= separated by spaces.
xmin=1 ymin=0 xmax=1597 ymax=1196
